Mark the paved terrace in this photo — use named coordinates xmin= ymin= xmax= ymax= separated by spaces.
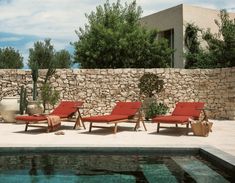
xmin=0 ymin=120 xmax=234 ymax=157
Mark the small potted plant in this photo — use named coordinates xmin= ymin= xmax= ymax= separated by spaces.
xmin=145 ymin=102 xmax=169 ymax=120
xmin=138 ymin=73 xmax=164 ymax=120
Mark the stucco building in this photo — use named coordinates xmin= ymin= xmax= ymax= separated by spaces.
xmin=141 ymin=4 xmax=235 ymax=68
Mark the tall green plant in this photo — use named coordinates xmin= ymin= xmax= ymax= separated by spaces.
xmin=184 ymin=23 xmax=202 ymax=68
xmin=0 ymin=47 xmax=23 ymax=69
xmin=138 ymin=73 xmax=164 ymax=120
xmin=54 ymin=50 xmax=72 ymax=68
xmin=203 ymin=9 xmax=235 ymax=67
xmin=41 ymin=83 xmax=59 ymax=109
xmin=74 ymin=0 xmax=173 ymax=68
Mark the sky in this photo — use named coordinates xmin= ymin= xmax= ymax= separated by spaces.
xmin=0 ymin=0 xmax=234 ymax=68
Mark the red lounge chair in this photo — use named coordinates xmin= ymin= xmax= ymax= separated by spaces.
xmin=152 ymin=102 xmax=205 ymax=134
xmin=15 ymin=101 xmax=84 ymax=132
xmin=82 ymin=102 xmax=147 ymax=134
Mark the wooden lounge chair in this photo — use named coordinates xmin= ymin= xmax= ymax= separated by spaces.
xmin=82 ymin=102 xmax=146 ymax=134
xmin=15 ymin=101 xmax=84 ymax=132
xmin=152 ymin=102 xmax=205 ymax=134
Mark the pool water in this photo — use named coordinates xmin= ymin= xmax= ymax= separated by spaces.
xmin=0 ymin=153 xmax=233 ymax=183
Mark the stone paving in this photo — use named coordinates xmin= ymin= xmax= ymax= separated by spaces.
xmin=0 ymin=119 xmax=234 ymax=158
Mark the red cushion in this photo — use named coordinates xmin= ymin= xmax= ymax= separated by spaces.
xmin=15 ymin=101 xmax=83 ymax=122
xmin=50 ymin=101 xmax=83 ymax=117
xmin=111 ymin=102 xmax=141 ymax=117
xmin=82 ymin=115 xmax=129 ymax=122
xmin=15 ymin=115 xmax=47 ymax=121
xmin=152 ymin=115 xmax=191 ymax=123
xmin=172 ymin=102 xmax=204 ymax=119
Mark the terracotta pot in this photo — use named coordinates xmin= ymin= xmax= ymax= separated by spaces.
xmin=27 ymin=100 xmax=44 ymax=115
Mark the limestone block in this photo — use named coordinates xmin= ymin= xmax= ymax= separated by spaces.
xmin=179 ymin=69 xmax=189 ymax=75
xmin=63 ymin=79 xmax=69 ymax=84
xmin=113 ymin=69 xmax=123 ymax=74
xmin=60 ymin=73 xmax=66 ymax=79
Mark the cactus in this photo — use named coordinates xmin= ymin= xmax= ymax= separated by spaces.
xmin=19 ymin=85 xmax=24 ymax=114
xmin=31 ymin=62 xmax=39 ymax=100
xmin=24 ymin=87 xmax=27 ymax=111
xmin=19 ymin=86 xmax=27 ymax=115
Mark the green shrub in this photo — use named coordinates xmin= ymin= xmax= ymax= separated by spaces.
xmin=41 ymin=83 xmax=60 ymax=109
xmin=145 ymin=102 xmax=168 ymax=120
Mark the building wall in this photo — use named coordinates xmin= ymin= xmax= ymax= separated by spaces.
xmin=183 ymin=4 xmax=235 ymax=52
xmin=140 ymin=4 xmax=184 ymax=68
xmin=0 ymin=68 xmax=234 ymax=120
xmin=183 ymin=4 xmax=235 ymax=34
xmin=141 ymin=4 xmax=235 ymax=68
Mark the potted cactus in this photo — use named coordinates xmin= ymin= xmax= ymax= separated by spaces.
xmin=19 ymin=85 xmax=27 ymax=115
xmin=27 ymin=62 xmax=44 ymax=115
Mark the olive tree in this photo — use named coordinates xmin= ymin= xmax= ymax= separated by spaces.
xmin=0 ymin=47 xmax=23 ymax=69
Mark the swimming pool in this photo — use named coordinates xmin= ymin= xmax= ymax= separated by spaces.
xmin=0 ymin=147 xmax=234 ymax=183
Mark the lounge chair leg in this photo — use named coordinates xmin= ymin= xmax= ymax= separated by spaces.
xmin=89 ymin=123 xmax=93 ymax=132
xmin=73 ymin=122 xmax=77 ymax=129
xmin=186 ymin=123 xmax=189 ymax=135
xmin=114 ymin=123 xmax=118 ymax=134
xmin=134 ymin=118 xmax=140 ymax=131
xmin=82 ymin=121 xmax=86 ymax=130
xmin=157 ymin=123 xmax=160 ymax=133
xmin=73 ymin=119 xmax=86 ymax=130
xmin=25 ymin=123 xmax=28 ymax=131
xmin=142 ymin=121 xmax=147 ymax=131
xmin=79 ymin=113 xmax=86 ymax=129
xmin=134 ymin=114 xmax=146 ymax=131
xmin=74 ymin=114 xmax=86 ymax=130
xmin=134 ymin=122 xmax=139 ymax=131
xmin=176 ymin=124 xmax=178 ymax=127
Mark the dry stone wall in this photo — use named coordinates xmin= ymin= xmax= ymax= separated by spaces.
xmin=0 ymin=68 xmax=234 ymax=119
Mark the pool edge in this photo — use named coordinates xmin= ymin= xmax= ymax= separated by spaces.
xmin=0 ymin=146 xmax=234 ymax=174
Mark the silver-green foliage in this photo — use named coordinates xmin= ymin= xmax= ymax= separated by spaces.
xmin=0 ymin=47 xmax=23 ymax=69
xmin=41 ymin=83 xmax=60 ymax=109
